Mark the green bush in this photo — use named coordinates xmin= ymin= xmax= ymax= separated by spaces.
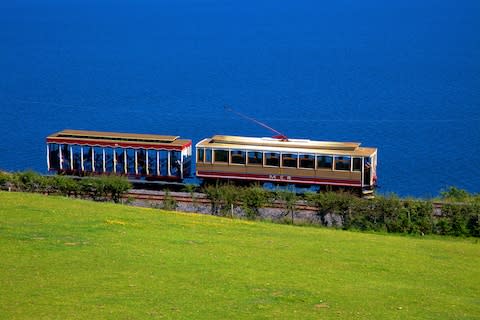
xmin=403 ymin=199 xmax=433 ymax=235
xmin=275 ymin=189 xmax=297 ymax=224
xmin=162 ymin=190 xmax=177 ymax=211
xmin=306 ymin=191 xmax=356 ymax=228
xmin=101 ymin=175 xmax=131 ymax=203
xmin=305 ymin=193 xmax=438 ymax=235
xmin=13 ymin=171 xmax=48 ymax=193
xmin=183 ymin=184 xmax=198 ymax=209
xmin=0 ymin=171 xmax=12 ymax=188
xmin=218 ymin=184 xmax=240 ymax=217
xmin=203 ymin=183 xmax=222 ymax=215
xmin=79 ymin=178 xmax=104 ymax=200
xmin=436 ymin=203 xmax=479 ymax=237
xmin=52 ymin=176 xmax=80 ymax=197
xmin=441 ymin=186 xmax=470 ymax=202
xmin=76 ymin=176 xmax=131 ymax=203
xmin=348 ymin=196 xmax=382 ymax=231
xmin=241 ymin=185 xmax=269 ymax=219
xmin=467 ymin=205 xmax=480 ymax=237
xmin=440 ymin=186 xmax=480 ymax=204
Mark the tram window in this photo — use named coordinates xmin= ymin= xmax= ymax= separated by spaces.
xmin=83 ymin=147 xmax=92 ymax=171
xmin=72 ymin=145 xmax=82 ymax=171
xmin=299 ymin=154 xmax=315 ymax=169
xmin=48 ymin=143 xmax=60 ymax=170
xmin=231 ymin=150 xmax=246 ymax=165
xmin=137 ymin=150 xmax=147 ymax=175
xmin=335 ymin=156 xmax=351 ymax=171
xmin=94 ymin=147 xmax=104 ymax=172
xmin=317 ymin=155 xmax=333 ymax=169
xmin=282 ymin=153 xmax=298 ymax=168
xmin=205 ymin=149 xmax=212 ymax=163
xmin=115 ymin=148 xmax=125 ymax=173
xmin=169 ymin=151 xmax=181 ymax=176
xmin=147 ymin=150 xmax=157 ymax=175
xmin=197 ymin=148 xmax=205 ymax=162
xmin=247 ymin=151 xmax=263 ymax=165
xmin=214 ymin=149 xmax=229 ymax=163
xmin=61 ymin=144 xmax=71 ymax=170
xmin=159 ymin=150 xmax=168 ymax=175
xmin=265 ymin=152 xmax=280 ymax=167
xmin=126 ymin=149 xmax=135 ymax=174
xmin=104 ymin=148 xmax=114 ymax=173
xmin=353 ymin=157 xmax=362 ymax=172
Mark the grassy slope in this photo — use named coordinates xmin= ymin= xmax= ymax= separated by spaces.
xmin=0 ymin=192 xmax=478 ymax=320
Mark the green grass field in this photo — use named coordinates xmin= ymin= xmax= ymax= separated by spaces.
xmin=0 ymin=191 xmax=479 ymax=319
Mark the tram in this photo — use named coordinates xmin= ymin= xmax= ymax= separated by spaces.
xmin=196 ymin=135 xmax=377 ymax=195
xmin=46 ymin=129 xmax=192 ymax=181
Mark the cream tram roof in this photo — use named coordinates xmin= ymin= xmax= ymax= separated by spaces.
xmin=196 ymin=135 xmax=377 ymax=157
xmin=47 ymin=129 xmax=191 ymax=149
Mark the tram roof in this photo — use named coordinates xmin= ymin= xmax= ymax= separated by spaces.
xmin=196 ymin=135 xmax=377 ymax=156
xmin=47 ymin=129 xmax=192 ymax=150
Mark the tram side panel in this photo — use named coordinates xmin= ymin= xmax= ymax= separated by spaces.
xmin=47 ymin=143 xmax=191 ymax=182
xmin=195 ymin=146 xmax=363 ymax=188
xmin=196 ymin=160 xmax=363 ymax=187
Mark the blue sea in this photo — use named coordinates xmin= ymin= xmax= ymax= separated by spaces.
xmin=1 ymin=0 xmax=479 ymax=197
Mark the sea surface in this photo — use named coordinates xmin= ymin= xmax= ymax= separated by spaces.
xmin=1 ymin=0 xmax=479 ymax=197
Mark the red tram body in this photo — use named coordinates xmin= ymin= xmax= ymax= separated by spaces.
xmin=46 ymin=130 xmax=192 ymax=181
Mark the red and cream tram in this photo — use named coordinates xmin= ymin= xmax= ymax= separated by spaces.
xmin=196 ymin=135 xmax=377 ymax=195
xmin=46 ymin=129 xmax=192 ymax=181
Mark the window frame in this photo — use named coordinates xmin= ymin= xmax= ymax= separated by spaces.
xmin=93 ymin=146 xmax=104 ymax=173
xmin=281 ymin=152 xmax=298 ymax=168
xmin=213 ymin=149 xmax=229 ymax=164
xmin=230 ymin=149 xmax=246 ymax=165
xmin=71 ymin=145 xmax=82 ymax=171
xmin=115 ymin=147 xmax=126 ymax=174
xmin=247 ymin=150 xmax=263 ymax=166
xmin=334 ymin=155 xmax=351 ymax=171
xmin=205 ymin=148 xmax=212 ymax=163
xmin=264 ymin=151 xmax=280 ymax=167
xmin=352 ymin=157 xmax=362 ymax=172
xmin=316 ymin=154 xmax=333 ymax=170
xmin=48 ymin=143 xmax=60 ymax=170
xmin=197 ymin=148 xmax=205 ymax=163
xmin=147 ymin=149 xmax=157 ymax=176
xmin=299 ymin=154 xmax=315 ymax=170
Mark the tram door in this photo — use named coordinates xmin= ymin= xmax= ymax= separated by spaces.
xmin=364 ymin=157 xmax=372 ymax=186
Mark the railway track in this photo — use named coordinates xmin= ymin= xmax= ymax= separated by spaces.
xmin=126 ymin=189 xmax=454 ymax=215
xmin=125 ymin=189 xmax=318 ymax=211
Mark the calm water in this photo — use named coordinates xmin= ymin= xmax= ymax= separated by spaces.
xmin=1 ymin=0 xmax=479 ymax=197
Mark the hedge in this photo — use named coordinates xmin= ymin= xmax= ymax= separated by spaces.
xmin=0 ymin=171 xmax=131 ymax=203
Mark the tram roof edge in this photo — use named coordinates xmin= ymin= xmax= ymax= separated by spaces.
xmin=46 ymin=129 xmax=192 ymax=149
